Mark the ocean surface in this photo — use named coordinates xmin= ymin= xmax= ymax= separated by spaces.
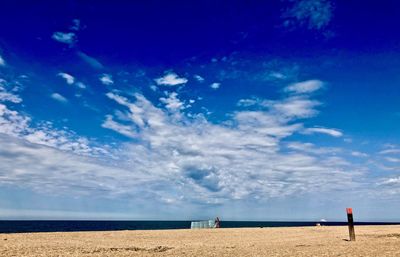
xmin=1 ymin=220 xmax=400 ymax=233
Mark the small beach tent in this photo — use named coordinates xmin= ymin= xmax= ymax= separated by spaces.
xmin=190 ymin=220 xmax=215 ymax=229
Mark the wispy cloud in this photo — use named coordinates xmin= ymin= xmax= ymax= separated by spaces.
xmin=285 ymin=80 xmax=324 ymax=94
xmin=0 ymin=99 xmax=106 ymax=157
xmin=237 ymin=98 xmax=260 ymax=107
xmin=282 ymin=0 xmax=333 ymax=30
xmin=351 ymin=151 xmax=368 ymax=157
xmin=267 ymin=71 xmax=287 ymax=80
xmin=98 ymin=86 xmax=358 ymax=203
xmin=52 ymin=19 xmax=81 ymax=46
xmin=99 ymin=74 xmax=113 ymax=85
xmin=0 ymin=74 xmax=376 ymax=205
xmin=385 ymin=157 xmax=400 ymax=163
xmin=69 ymin=19 xmax=81 ymax=31
xmin=194 ymin=74 xmax=205 ymax=82
xmin=302 ymin=127 xmax=343 ymax=137
xmin=50 ymin=93 xmax=68 ymax=103
xmin=238 ymin=96 xmax=320 ymax=120
xmin=379 ymin=149 xmax=400 ymax=155
xmin=77 ymin=52 xmax=104 ymax=69
xmin=75 ymin=82 xmax=86 ymax=89
xmin=268 ymin=97 xmax=320 ymax=119
xmin=377 ymin=176 xmax=400 ymax=197
xmin=0 ymin=55 xmax=5 ymax=66
xmin=57 ymin=72 xmax=75 ymax=85
xmin=155 ymin=72 xmax=188 ymax=86
xmin=379 ymin=177 xmax=400 ymax=186
xmin=52 ymin=32 xmax=76 ymax=45
xmin=0 ymin=71 xmax=380 ymax=211
xmin=101 ymin=115 xmax=136 ymax=138
xmin=0 ymin=134 xmax=142 ymax=197
xmin=287 ymin=142 xmax=341 ymax=155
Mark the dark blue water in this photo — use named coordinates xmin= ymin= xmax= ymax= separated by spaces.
xmin=1 ymin=220 xmax=399 ymax=233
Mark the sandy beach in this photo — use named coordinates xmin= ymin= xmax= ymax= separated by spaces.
xmin=1 ymin=225 xmax=400 ymax=256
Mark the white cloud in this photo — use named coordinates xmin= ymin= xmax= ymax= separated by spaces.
xmin=379 ymin=149 xmax=400 ymax=155
xmin=287 ymin=142 xmax=341 ymax=155
xmin=302 ymin=127 xmax=343 ymax=137
xmin=285 ymin=80 xmax=323 ymax=94
xmin=99 ymin=91 xmax=358 ymax=203
xmin=239 ymin=96 xmax=320 ymax=120
xmin=194 ymin=74 xmax=205 ymax=82
xmin=57 ymin=72 xmax=75 ymax=85
xmin=237 ymin=98 xmax=260 ymax=107
xmin=0 ymin=92 xmax=22 ymax=103
xmin=0 ymin=76 xmax=374 ymax=205
xmin=50 ymin=93 xmax=68 ymax=103
xmin=0 ymin=134 xmax=145 ymax=197
xmin=99 ymin=74 xmax=113 ymax=85
xmin=155 ymin=72 xmax=188 ymax=86
xmin=351 ymin=151 xmax=368 ymax=157
xmin=0 ymin=55 xmax=5 ymax=66
xmin=210 ymin=82 xmax=220 ymax=90
xmin=381 ymin=177 xmax=400 ymax=185
xmin=376 ymin=176 xmax=400 ymax=197
xmin=0 ymin=102 xmax=107 ymax=157
xmin=0 ymin=103 xmax=30 ymax=137
xmin=267 ymin=71 xmax=287 ymax=80
xmin=77 ymin=52 xmax=104 ymax=69
xmin=150 ymin=85 xmax=158 ymax=91
xmin=385 ymin=157 xmax=400 ymax=163
xmin=52 ymin=32 xmax=76 ymax=45
xmin=102 ymin=115 xmax=136 ymax=138
xmin=265 ymin=96 xmax=321 ymax=119
xmin=75 ymin=82 xmax=86 ymax=89
xmin=159 ymin=92 xmax=185 ymax=112
xmin=0 ymin=79 xmax=22 ymax=103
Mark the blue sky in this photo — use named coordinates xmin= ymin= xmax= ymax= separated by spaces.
xmin=0 ymin=0 xmax=400 ymax=221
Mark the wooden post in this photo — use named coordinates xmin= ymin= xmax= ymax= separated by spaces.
xmin=346 ymin=208 xmax=356 ymax=241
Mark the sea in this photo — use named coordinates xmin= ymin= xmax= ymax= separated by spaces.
xmin=1 ymin=220 xmax=399 ymax=233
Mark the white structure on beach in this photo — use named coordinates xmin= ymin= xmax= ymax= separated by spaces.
xmin=190 ymin=220 xmax=216 ymax=229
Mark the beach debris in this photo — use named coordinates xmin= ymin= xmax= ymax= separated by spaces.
xmin=89 ymin=246 xmax=173 ymax=253
xmin=151 ymin=246 xmax=173 ymax=252
xmin=368 ymin=233 xmax=400 ymax=239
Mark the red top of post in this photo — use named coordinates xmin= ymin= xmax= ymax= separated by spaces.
xmin=346 ymin=208 xmax=353 ymax=214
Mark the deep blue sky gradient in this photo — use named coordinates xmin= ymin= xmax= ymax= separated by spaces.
xmin=0 ymin=0 xmax=400 ymax=220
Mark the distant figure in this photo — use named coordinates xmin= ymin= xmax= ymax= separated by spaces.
xmin=214 ymin=217 xmax=220 ymax=228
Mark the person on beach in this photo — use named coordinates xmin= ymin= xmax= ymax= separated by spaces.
xmin=214 ymin=217 xmax=220 ymax=228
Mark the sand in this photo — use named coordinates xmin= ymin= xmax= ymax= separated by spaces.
xmin=1 ymin=225 xmax=400 ymax=256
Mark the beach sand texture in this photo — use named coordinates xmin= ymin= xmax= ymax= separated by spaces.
xmin=1 ymin=225 xmax=400 ymax=256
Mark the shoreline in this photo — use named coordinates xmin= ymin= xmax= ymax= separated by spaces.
xmin=1 ymin=223 xmax=400 ymax=234
xmin=1 ymin=220 xmax=400 ymax=234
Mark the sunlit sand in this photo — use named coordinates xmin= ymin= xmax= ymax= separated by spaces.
xmin=1 ymin=225 xmax=400 ymax=256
